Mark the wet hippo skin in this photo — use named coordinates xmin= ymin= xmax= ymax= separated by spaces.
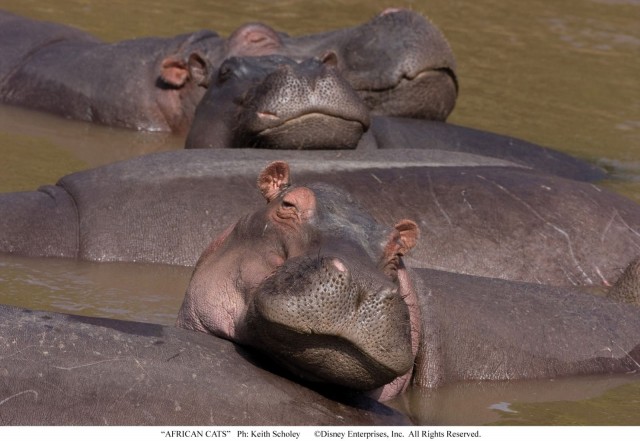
xmin=0 ymin=304 xmax=410 ymax=425
xmin=0 ymin=149 xmax=632 ymax=286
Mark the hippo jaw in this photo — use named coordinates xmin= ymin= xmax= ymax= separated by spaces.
xmin=360 ymin=68 xmax=458 ymax=121
xmin=314 ymin=9 xmax=457 ymax=121
xmin=246 ymin=254 xmax=414 ymax=390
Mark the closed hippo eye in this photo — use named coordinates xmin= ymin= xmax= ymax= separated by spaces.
xmin=274 ymin=188 xmax=316 ymax=223
xmin=276 ymin=199 xmax=298 ymax=221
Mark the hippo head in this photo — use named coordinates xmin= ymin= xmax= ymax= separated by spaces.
xmin=155 ymin=24 xmax=286 ymax=134
xmin=289 ymin=8 xmax=458 ymax=121
xmin=185 ymin=54 xmax=370 ymax=150
xmin=177 ymin=162 xmax=419 ymax=395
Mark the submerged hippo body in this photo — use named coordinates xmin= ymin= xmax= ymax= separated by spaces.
xmin=409 ymin=268 xmax=640 ymax=389
xmin=0 ymin=149 xmax=637 ymax=287
xmin=0 ymin=304 xmax=409 ymax=425
xmin=0 ymin=10 xmax=227 ymax=132
xmin=176 ymin=162 xmax=640 ymax=399
xmin=0 ymin=8 xmax=456 ymax=132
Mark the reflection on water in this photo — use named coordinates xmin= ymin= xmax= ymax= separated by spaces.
xmin=390 ymin=375 xmax=640 ymax=425
xmin=0 ymin=0 xmax=639 ymax=426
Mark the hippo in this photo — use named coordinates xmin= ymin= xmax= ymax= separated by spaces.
xmin=183 ymin=54 xmax=603 ymax=182
xmin=176 ymin=161 xmax=640 ymax=400
xmin=0 ymin=149 xmax=635 ymax=286
xmin=0 ymin=304 xmax=410 ymax=425
xmin=0 ymin=10 xmax=228 ymax=133
xmin=185 ymin=54 xmax=371 ymax=150
xmin=273 ymin=7 xmax=458 ymax=121
xmin=0 ymin=8 xmax=456 ymax=132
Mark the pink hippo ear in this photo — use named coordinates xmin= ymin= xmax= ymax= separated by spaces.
xmin=258 ymin=161 xmax=291 ymax=202
xmin=160 ymin=53 xmax=208 ymax=88
xmin=381 ymin=220 xmax=420 ymax=273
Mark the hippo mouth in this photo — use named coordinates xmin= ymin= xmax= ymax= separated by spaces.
xmin=245 ymin=255 xmax=414 ymax=390
xmin=247 ymin=319 xmax=408 ymax=390
xmin=251 ymin=112 xmax=368 ymax=150
xmin=356 ymin=68 xmax=458 ymax=120
xmin=358 ymin=67 xmax=458 ymax=93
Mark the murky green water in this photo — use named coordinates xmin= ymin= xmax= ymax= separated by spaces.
xmin=0 ymin=0 xmax=639 ymax=425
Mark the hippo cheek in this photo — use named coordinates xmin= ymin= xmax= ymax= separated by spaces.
xmin=246 ymin=256 xmax=413 ymax=390
xmin=359 ymin=69 xmax=458 ymax=121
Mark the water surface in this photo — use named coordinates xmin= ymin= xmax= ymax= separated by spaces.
xmin=0 ymin=0 xmax=639 ymax=425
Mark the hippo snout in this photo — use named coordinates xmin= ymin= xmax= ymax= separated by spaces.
xmin=246 ymin=254 xmax=413 ymax=390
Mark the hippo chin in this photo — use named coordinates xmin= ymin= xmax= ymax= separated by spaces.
xmin=248 ymin=254 xmax=413 ymax=390
xmin=177 ymin=161 xmax=420 ymax=396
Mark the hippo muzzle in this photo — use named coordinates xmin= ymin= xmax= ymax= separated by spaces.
xmin=247 ymin=253 xmax=414 ymax=390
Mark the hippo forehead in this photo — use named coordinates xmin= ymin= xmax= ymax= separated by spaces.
xmin=286 ymin=182 xmax=391 ymax=261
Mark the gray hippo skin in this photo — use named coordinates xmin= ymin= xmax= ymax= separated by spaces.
xmin=176 ymin=161 xmax=421 ymax=400
xmin=282 ymin=8 xmax=458 ymax=120
xmin=175 ymin=161 xmax=640 ymax=400
xmin=409 ymin=268 xmax=640 ymax=389
xmin=0 ymin=304 xmax=410 ymax=425
xmin=0 ymin=149 xmax=635 ymax=285
xmin=184 ymin=54 xmax=603 ymax=181
xmin=0 ymin=9 xmax=225 ymax=132
xmin=0 ymin=8 xmax=455 ymax=131
xmin=185 ymin=54 xmax=371 ymax=150
xmin=190 ymin=8 xmax=457 ymax=122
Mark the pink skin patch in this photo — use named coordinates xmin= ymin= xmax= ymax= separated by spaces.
xmin=380 ymin=7 xmax=404 ymax=16
xmin=330 ymin=258 xmax=347 ymax=273
xmin=371 ymin=266 xmax=422 ymax=401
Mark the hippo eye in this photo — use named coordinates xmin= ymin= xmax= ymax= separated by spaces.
xmin=218 ymin=65 xmax=233 ymax=83
xmin=281 ymin=200 xmax=296 ymax=209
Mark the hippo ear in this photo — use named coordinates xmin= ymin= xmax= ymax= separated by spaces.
xmin=320 ymin=51 xmax=339 ymax=68
xmin=160 ymin=53 xmax=208 ymax=88
xmin=187 ymin=53 xmax=209 ymax=87
xmin=383 ymin=220 xmax=420 ymax=261
xmin=258 ymin=161 xmax=291 ymax=202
